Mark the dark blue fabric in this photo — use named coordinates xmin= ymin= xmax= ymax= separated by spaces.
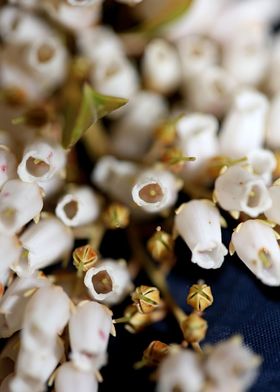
xmin=100 ymin=232 xmax=280 ymax=392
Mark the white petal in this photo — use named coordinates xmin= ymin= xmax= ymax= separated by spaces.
xmin=264 ymin=185 xmax=280 ymax=225
xmin=55 ymin=362 xmax=98 ymax=392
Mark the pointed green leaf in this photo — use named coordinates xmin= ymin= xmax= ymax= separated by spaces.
xmin=62 ymin=84 xmax=128 ymax=149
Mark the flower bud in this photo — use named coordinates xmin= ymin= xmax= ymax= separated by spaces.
xmin=187 ymin=283 xmax=213 ymax=312
xmin=0 ymin=180 xmax=43 ymax=235
xmin=17 ymin=139 xmax=66 ymax=183
xmin=84 ymin=259 xmax=133 ymax=306
xmin=14 ymin=217 xmax=74 ymax=276
xmin=55 ymin=362 xmax=98 ymax=392
xmin=142 ymin=340 xmax=169 ymax=367
xmin=214 ymin=165 xmax=271 ymax=217
xmin=181 ymin=312 xmax=208 ymax=344
xmin=147 ymin=228 xmax=175 ymax=264
xmin=175 ymin=200 xmax=227 ymax=269
xmin=123 ymin=303 xmax=166 ymax=334
xmin=55 ymin=186 xmax=100 ymax=227
xmin=131 ymin=285 xmax=161 ymax=314
xmin=219 ymin=89 xmax=269 ymax=158
xmin=69 ymin=301 xmax=112 ymax=371
xmin=102 ymin=202 xmax=130 ymax=229
xmin=73 ymin=244 xmax=98 ymax=273
xmin=132 ymin=169 xmax=179 ymax=213
xmin=160 ymin=147 xmax=196 ymax=173
xmin=231 ymin=220 xmax=280 ymax=286
xmin=157 ymin=349 xmax=204 ymax=392
xmin=142 ymin=38 xmax=181 ymax=95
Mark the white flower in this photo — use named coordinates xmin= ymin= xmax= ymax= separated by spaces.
xmin=55 ymin=362 xmax=98 ymax=392
xmin=0 ymin=146 xmax=17 ymax=190
xmin=175 ymin=200 xmax=227 ymax=269
xmin=214 ymin=165 xmax=271 ymax=218
xmin=9 ymin=374 xmax=44 ymax=392
xmin=205 ymin=336 xmax=261 ymax=392
xmin=37 ymin=174 xmax=64 ymax=199
xmin=0 ymin=235 xmax=22 ymax=285
xmin=142 ymin=38 xmax=181 ymax=95
xmin=247 ymin=149 xmax=276 ymax=185
xmin=185 ymin=66 xmax=237 ymax=117
xmin=266 ymin=34 xmax=280 ymax=94
xmin=17 ymin=139 xmax=66 ymax=183
xmin=219 ymin=89 xmax=269 ymax=158
xmin=0 ymin=180 xmax=43 ymax=235
xmin=132 ymin=169 xmax=179 ymax=213
xmin=231 ymin=220 xmax=280 ymax=286
xmin=69 ymin=301 xmax=112 ymax=371
xmin=67 ymin=0 xmax=102 ymax=5
xmin=0 ymin=275 xmax=50 ymax=338
xmin=91 ymin=56 xmax=139 ymax=100
xmin=13 ymin=217 xmax=73 ymax=276
xmin=176 ymin=113 xmax=219 ymax=180
xmin=92 ymin=156 xmax=139 ymax=206
xmin=264 ymin=184 xmax=280 ymax=225
xmin=84 ymin=259 xmax=133 ymax=306
xmin=55 ymin=186 xmax=100 ymax=227
xmin=266 ymin=93 xmax=280 ymax=149
xmin=177 ymin=35 xmax=218 ymax=79
xmin=22 ymin=286 xmax=70 ymax=349
xmin=157 ymin=349 xmax=204 ymax=392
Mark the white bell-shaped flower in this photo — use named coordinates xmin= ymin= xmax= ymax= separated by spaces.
xmin=186 ymin=66 xmax=237 ymax=117
xmin=17 ymin=139 xmax=66 ymax=183
xmin=69 ymin=301 xmax=112 ymax=371
xmin=22 ymin=285 xmax=70 ymax=350
xmin=37 ymin=174 xmax=64 ymax=199
xmin=0 ymin=180 xmax=43 ymax=235
xmin=0 ymin=146 xmax=17 ymax=190
xmin=142 ymin=38 xmax=181 ymax=95
xmin=84 ymin=259 xmax=133 ymax=306
xmin=111 ymin=91 xmax=168 ymax=159
xmin=91 ymin=56 xmax=139 ymax=99
xmin=214 ymin=165 xmax=271 ymax=217
xmin=219 ymin=89 xmax=269 ymax=158
xmin=205 ymin=336 xmax=261 ymax=392
xmin=132 ymin=168 xmax=179 ymax=213
xmin=55 ymin=186 xmax=100 ymax=227
xmin=176 ymin=113 xmax=219 ymax=180
xmin=0 ymin=235 xmax=22 ymax=285
xmin=0 ymin=275 xmax=50 ymax=338
xmin=9 ymin=374 xmax=44 ymax=392
xmin=157 ymin=349 xmax=204 ymax=392
xmin=266 ymin=93 xmax=280 ymax=149
xmin=175 ymin=200 xmax=227 ymax=269
xmin=247 ymin=149 xmax=276 ymax=185
xmin=264 ymin=184 xmax=280 ymax=225
xmin=231 ymin=220 xmax=280 ymax=286
xmin=55 ymin=362 xmax=98 ymax=392
xmin=14 ymin=217 xmax=73 ymax=276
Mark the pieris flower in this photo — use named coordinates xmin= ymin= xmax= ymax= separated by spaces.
xmin=176 ymin=113 xmax=219 ymax=180
xmin=175 ymin=200 xmax=227 ymax=269
xmin=0 ymin=146 xmax=17 ymax=190
xmin=142 ymin=38 xmax=181 ymax=95
xmin=13 ymin=217 xmax=73 ymax=276
xmin=0 ymin=275 xmax=50 ymax=338
xmin=0 ymin=235 xmax=22 ymax=285
xmin=0 ymin=180 xmax=43 ymax=235
xmin=132 ymin=168 xmax=179 ymax=213
xmin=219 ymin=89 xmax=269 ymax=158
xmin=55 ymin=186 xmax=100 ymax=227
xmin=84 ymin=259 xmax=133 ymax=306
xmin=214 ymin=165 xmax=271 ymax=217
xmin=9 ymin=374 xmax=43 ymax=392
xmin=55 ymin=362 xmax=98 ymax=392
xmin=111 ymin=91 xmax=168 ymax=159
xmin=247 ymin=149 xmax=276 ymax=185
xmin=17 ymin=139 xmax=66 ymax=183
xmin=231 ymin=220 xmax=280 ymax=286
xmin=157 ymin=349 xmax=204 ymax=392
xmin=266 ymin=93 xmax=280 ymax=149
xmin=205 ymin=336 xmax=261 ymax=392
xmin=69 ymin=301 xmax=112 ymax=371
xmin=264 ymin=184 xmax=280 ymax=225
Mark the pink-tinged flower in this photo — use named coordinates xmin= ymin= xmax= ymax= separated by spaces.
xmin=175 ymin=200 xmax=227 ymax=269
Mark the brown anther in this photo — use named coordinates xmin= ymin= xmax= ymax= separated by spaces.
xmin=139 ymin=183 xmax=164 ymax=204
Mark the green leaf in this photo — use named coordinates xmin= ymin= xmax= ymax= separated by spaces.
xmin=62 ymin=84 xmax=128 ymax=149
